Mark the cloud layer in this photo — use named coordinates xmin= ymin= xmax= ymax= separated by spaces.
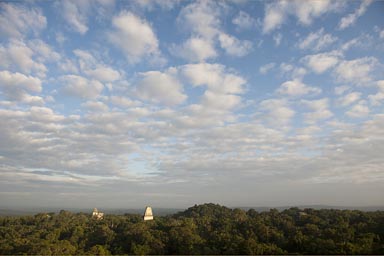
xmin=0 ymin=1 xmax=383 ymax=208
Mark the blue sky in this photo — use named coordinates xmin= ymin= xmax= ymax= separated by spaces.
xmin=0 ymin=0 xmax=383 ymax=209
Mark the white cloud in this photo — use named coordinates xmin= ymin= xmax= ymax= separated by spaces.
xmin=334 ymin=57 xmax=378 ymax=85
xmin=232 ymin=11 xmax=256 ymax=30
xmin=302 ymin=51 xmax=341 ymax=74
xmin=0 ymin=70 xmax=42 ymax=102
xmin=259 ymin=62 xmax=275 ymax=74
xmin=262 ymin=1 xmax=287 ymax=33
xmin=0 ymin=3 xmax=46 ymax=39
xmin=368 ymin=80 xmax=384 ymax=106
xmin=279 ymin=63 xmax=307 ymax=80
xmin=136 ymin=71 xmax=187 ymax=106
xmin=0 ymin=40 xmax=47 ymax=77
xmin=273 ymin=33 xmax=282 ymax=46
xmin=334 ymin=85 xmax=350 ymax=95
xmin=110 ymin=96 xmax=142 ymax=108
xmin=28 ymin=39 xmax=61 ymax=63
xmin=302 ymin=98 xmax=333 ymax=123
xmin=84 ymin=67 xmax=120 ymax=82
xmin=131 ymin=0 xmax=178 ymax=11
xmin=30 ymin=106 xmax=65 ymax=122
xmin=73 ymin=49 xmax=121 ymax=82
xmin=170 ymin=37 xmax=217 ymax=62
xmin=58 ymin=58 xmax=79 ymax=74
xmin=61 ymin=75 xmax=104 ymax=99
xmin=346 ymin=101 xmax=370 ymax=118
xmin=82 ymin=101 xmax=109 ymax=112
xmin=298 ymin=28 xmax=337 ymax=51
xmin=109 ymin=11 xmax=160 ymax=63
xmin=181 ymin=63 xmax=245 ymax=95
xmin=338 ymin=92 xmax=361 ymax=106
xmin=263 ymin=0 xmax=344 ymax=33
xmin=73 ymin=49 xmax=97 ymax=68
xmin=218 ymin=33 xmax=252 ymax=57
xmin=259 ymin=99 xmax=295 ymax=125
xmin=201 ymin=90 xmax=241 ymax=111
xmin=277 ymin=79 xmax=321 ymax=96
xmin=59 ymin=0 xmax=90 ymax=34
xmin=380 ymin=29 xmax=384 ymax=39
xmin=179 ymin=63 xmax=246 ymax=114
xmin=175 ymin=1 xmax=251 ymax=60
xmin=177 ymin=1 xmax=220 ymax=39
xmin=340 ymin=34 xmax=373 ymax=52
xmin=338 ymin=0 xmax=372 ymax=30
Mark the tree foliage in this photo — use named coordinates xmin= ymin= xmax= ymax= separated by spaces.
xmin=0 ymin=204 xmax=383 ymax=255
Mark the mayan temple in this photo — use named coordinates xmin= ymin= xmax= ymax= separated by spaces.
xmin=92 ymin=208 xmax=104 ymax=220
xmin=143 ymin=206 xmax=154 ymax=221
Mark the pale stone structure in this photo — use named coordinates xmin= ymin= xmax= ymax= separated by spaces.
xmin=92 ymin=208 xmax=104 ymax=220
xmin=143 ymin=206 xmax=153 ymax=221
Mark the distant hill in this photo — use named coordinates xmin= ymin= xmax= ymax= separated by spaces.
xmin=237 ymin=205 xmax=384 ymax=212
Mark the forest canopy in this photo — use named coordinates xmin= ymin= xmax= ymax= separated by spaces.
xmin=1 ymin=203 xmax=384 ymax=255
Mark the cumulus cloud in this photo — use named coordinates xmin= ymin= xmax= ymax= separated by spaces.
xmin=334 ymin=85 xmax=350 ymax=96
xmin=0 ymin=70 xmax=42 ymax=102
xmin=82 ymin=101 xmax=109 ymax=112
xmin=302 ymin=98 xmax=333 ymax=123
xmin=170 ymin=37 xmax=217 ymax=62
xmin=302 ymin=51 xmax=341 ymax=74
xmin=338 ymin=0 xmax=372 ymax=30
xmin=259 ymin=99 xmax=295 ymax=125
xmin=181 ymin=63 xmax=245 ymax=95
xmin=85 ymin=67 xmax=120 ymax=83
xmin=28 ymin=39 xmax=61 ymax=63
xmin=176 ymin=63 xmax=247 ymax=116
xmin=340 ymin=34 xmax=373 ymax=52
xmin=232 ymin=10 xmax=256 ymax=30
xmin=346 ymin=101 xmax=370 ymax=118
xmin=334 ymin=57 xmax=378 ymax=85
xmin=110 ymin=96 xmax=142 ymax=108
xmin=263 ymin=0 xmax=344 ymax=33
xmin=174 ymin=1 xmax=252 ymax=60
xmin=0 ymin=3 xmax=46 ymax=38
xmin=201 ymin=90 xmax=241 ymax=111
xmin=279 ymin=63 xmax=307 ymax=80
xmin=136 ymin=71 xmax=187 ymax=106
xmin=368 ymin=80 xmax=384 ymax=106
xmin=0 ymin=40 xmax=47 ymax=77
xmin=338 ymin=92 xmax=361 ymax=107
xmin=273 ymin=33 xmax=283 ymax=46
xmin=380 ymin=29 xmax=384 ymax=39
xmin=131 ymin=0 xmax=178 ymax=11
xmin=177 ymin=0 xmax=220 ymax=39
xmin=277 ymin=79 xmax=321 ymax=96
xmin=59 ymin=0 xmax=90 ymax=34
xmin=262 ymin=1 xmax=287 ymax=33
xmin=298 ymin=28 xmax=337 ymax=51
xmin=218 ymin=33 xmax=253 ymax=57
xmin=259 ymin=62 xmax=276 ymax=74
xmin=61 ymin=75 xmax=104 ymax=99
xmin=73 ymin=49 xmax=121 ymax=82
xmin=109 ymin=11 xmax=161 ymax=63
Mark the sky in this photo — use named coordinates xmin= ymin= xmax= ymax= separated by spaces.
xmin=0 ymin=0 xmax=383 ymax=209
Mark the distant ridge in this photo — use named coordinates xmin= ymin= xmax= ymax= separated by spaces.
xmin=236 ymin=205 xmax=384 ymax=212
